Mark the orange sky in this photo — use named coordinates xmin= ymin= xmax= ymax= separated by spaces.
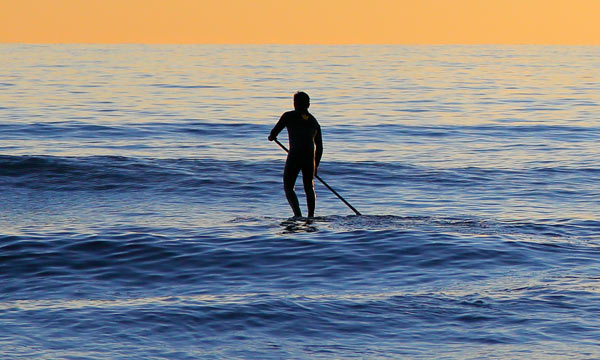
xmin=1 ymin=0 xmax=599 ymax=44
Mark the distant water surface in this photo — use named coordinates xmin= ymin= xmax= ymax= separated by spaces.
xmin=1 ymin=45 xmax=599 ymax=359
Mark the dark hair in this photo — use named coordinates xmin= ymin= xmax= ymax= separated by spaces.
xmin=294 ymin=91 xmax=310 ymax=110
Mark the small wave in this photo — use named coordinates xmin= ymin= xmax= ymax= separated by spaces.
xmin=150 ymin=83 xmax=220 ymax=89
xmin=330 ymin=123 xmax=600 ymax=142
xmin=0 ymin=121 xmax=266 ymax=140
xmin=2 ymin=215 xmax=596 ymax=301
xmin=0 ymin=122 xmax=140 ymax=139
xmin=289 ymin=214 xmax=597 ymax=241
xmin=182 ymin=122 xmax=265 ymax=137
xmin=0 ymin=155 xmax=155 ymax=190
xmin=0 ymin=155 xmax=277 ymax=193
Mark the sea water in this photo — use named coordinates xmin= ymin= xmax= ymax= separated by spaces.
xmin=0 ymin=45 xmax=599 ymax=359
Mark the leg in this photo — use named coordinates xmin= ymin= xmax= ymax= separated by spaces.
xmin=301 ymin=160 xmax=316 ymax=218
xmin=283 ymin=158 xmax=302 ymax=217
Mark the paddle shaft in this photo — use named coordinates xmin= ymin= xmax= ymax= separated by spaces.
xmin=273 ymin=138 xmax=362 ymax=216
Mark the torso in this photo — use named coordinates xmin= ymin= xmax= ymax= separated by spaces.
xmin=283 ymin=110 xmax=320 ymax=156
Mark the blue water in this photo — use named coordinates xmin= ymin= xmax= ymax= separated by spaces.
xmin=1 ymin=45 xmax=599 ymax=359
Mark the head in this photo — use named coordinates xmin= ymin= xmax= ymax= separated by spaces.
xmin=293 ymin=91 xmax=310 ymax=112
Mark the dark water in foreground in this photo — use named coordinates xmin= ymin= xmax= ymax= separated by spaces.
xmin=1 ymin=45 xmax=599 ymax=358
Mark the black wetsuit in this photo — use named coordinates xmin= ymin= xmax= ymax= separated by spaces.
xmin=270 ymin=110 xmax=323 ymax=217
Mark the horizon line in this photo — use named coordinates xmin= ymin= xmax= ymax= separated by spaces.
xmin=3 ymin=42 xmax=600 ymax=46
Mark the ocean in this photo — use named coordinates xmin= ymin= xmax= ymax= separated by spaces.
xmin=1 ymin=44 xmax=599 ymax=359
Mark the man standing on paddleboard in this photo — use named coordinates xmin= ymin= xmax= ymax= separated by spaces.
xmin=268 ymin=92 xmax=323 ymax=218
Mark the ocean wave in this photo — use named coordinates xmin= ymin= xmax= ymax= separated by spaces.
xmin=0 ymin=121 xmax=267 ymax=140
xmin=0 ymin=155 xmax=275 ymax=192
xmin=2 ymin=215 xmax=596 ymax=297
xmin=1 ymin=154 xmax=597 ymax=197
xmin=1 ymin=213 xmax=599 ymax=358
xmin=328 ymin=124 xmax=600 ymax=142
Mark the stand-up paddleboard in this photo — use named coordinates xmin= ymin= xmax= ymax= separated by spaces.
xmin=280 ymin=217 xmax=318 ymax=233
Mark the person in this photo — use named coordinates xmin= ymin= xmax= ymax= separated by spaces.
xmin=268 ymin=92 xmax=323 ymax=218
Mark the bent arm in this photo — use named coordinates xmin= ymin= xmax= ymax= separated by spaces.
xmin=268 ymin=114 xmax=287 ymax=141
xmin=314 ymin=126 xmax=323 ymax=169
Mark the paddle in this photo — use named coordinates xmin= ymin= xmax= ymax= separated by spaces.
xmin=273 ymin=138 xmax=362 ymax=216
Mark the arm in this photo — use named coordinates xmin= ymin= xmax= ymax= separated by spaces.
xmin=268 ymin=113 xmax=287 ymax=141
xmin=314 ymin=125 xmax=323 ymax=170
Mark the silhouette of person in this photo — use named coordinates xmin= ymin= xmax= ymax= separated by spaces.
xmin=269 ymin=92 xmax=323 ymax=218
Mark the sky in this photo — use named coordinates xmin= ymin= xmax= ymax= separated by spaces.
xmin=1 ymin=0 xmax=599 ymax=44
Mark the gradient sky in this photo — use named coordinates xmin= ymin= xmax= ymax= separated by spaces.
xmin=1 ymin=0 xmax=599 ymax=44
